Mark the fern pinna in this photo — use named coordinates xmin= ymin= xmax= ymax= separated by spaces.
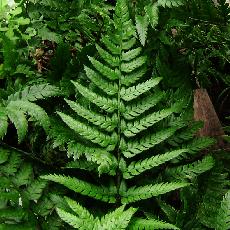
xmin=42 ymin=0 xmax=214 ymax=229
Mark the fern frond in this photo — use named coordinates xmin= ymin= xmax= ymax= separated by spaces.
xmin=88 ymin=57 xmax=120 ymax=81
xmin=123 ymin=149 xmax=188 ymax=179
xmin=1 ymin=151 xmax=22 ymax=175
xmin=84 ymin=66 xmax=118 ymax=96
xmin=129 ymin=218 xmax=180 ymax=230
xmin=24 ymin=179 xmax=47 ymax=200
xmin=121 ymin=66 xmax=147 ymax=87
xmin=7 ymin=100 xmax=50 ymax=131
xmin=122 ymin=37 xmax=137 ymax=50
xmin=41 ymin=174 xmax=116 ymax=203
xmin=101 ymin=36 xmax=121 ymax=55
xmin=12 ymin=163 xmax=32 ymax=187
xmin=71 ymin=81 xmax=118 ymax=113
xmin=135 ymin=14 xmax=149 ymax=46
xmin=120 ymin=77 xmax=162 ymax=101
xmin=99 ymin=205 xmax=137 ymax=230
xmin=6 ymin=107 xmax=28 ymax=143
xmin=124 ymin=107 xmax=175 ymax=137
xmin=58 ymin=112 xmax=117 ymax=149
xmin=166 ymin=155 xmax=215 ymax=180
xmin=0 ymin=109 xmax=9 ymax=139
xmin=158 ymin=0 xmax=184 ymax=8
xmin=56 ymin=208 xmax=92 ymax=229
xmin=96 ymin=45 xmax=120 ymax=67
xmin=121 ymin=182 xmax=188 ymax=203
xmin=65 ymin=99 xmax=117 ymax=132
xmin=123 ymin=92 xmax=164 ymax=120
xmin=7 ymin=83 xmax=60 ymax=102
xmin=65 ymin=197 xmax=95 ymax=223
xmin=122 ymin=48 xmax=142 ymax=62
xmin=123 ymin=127 xmax=177 ymax=158
xmin=216 ymin=191 xmax=230 ymax=230
xmin=121 ymin=56 xmax=147 ymax=73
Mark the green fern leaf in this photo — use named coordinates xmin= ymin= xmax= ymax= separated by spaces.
xmin=121 ymin=66 xmax=147 ymax=87
xmin=41 ymin=174 xmax=116 ymax=203
xmin=123 ymin=92 xmax=164 ymax=120
xmin=166 ymin=155 xmax=215 ymax=180
xmin=121 ymin=182 xmax=188 ymax=203
xmin=88 ymin=57 xmax=120 ymax=80
xmin=96 ymin=45 xmax=120 ymax=67
xmin=123 ymin=127 xmax=177 ymax=158
xmin=122 ymin=48 xmax=142 ymax=62
xmin=7 ymin=107 xmax=28 ymax=143
xmin=121 ymin=56 xmax=147 ymax=73
xmin=135 ymin=14 xmax=149 ymax=46
xmin=157 ymin=0 xmax=184 ymax=8
xmin=124 ymin=107 xmax=175 ymax=137
xmin=1 ymin=151 xmax=22 ymax=175
xmin=7 ymin=83 xmax=60 ymax=102
xmin=7 ymin=100 xmax=50 ymax=131
xmin=24 ymin=179 xmax=47 ymax=200
xmin=129 ymin=218 xmax=180 ymax=230
xmin=71 ymin=81 xmax=118 ymax=113
xmin=0 ymin=109 xmax=8 ymax=139
xmin=216 ymin=191 xmax=230 ymax=230
xmin=120 ymin=77 xmax=162 ymax=101
xmin=122 ymin=37 xmax=137 ymax=50
xmin=99 ymin=205 xmax=137 ymax=230
xmin=84 ymin=66 xmax=118 ymax=96
xmin=101 ymin=36 xmax=121 ymax=55
xmin=65 ymin=99 xmax=117 ymax=132
xmin=56 ymin=208 xmax=91 ymax=229
xmin=12 ymin=163 xmax=32 ymax=187
xmin=123 ymin=149 xmax=188 ymax=179
xmin=145 ymin=3 xmax=159 ymax=28
xmin=58 ymin=112 xmax=117 ymax=149
xmin=0 ymin=148 xmax=10 ymax=164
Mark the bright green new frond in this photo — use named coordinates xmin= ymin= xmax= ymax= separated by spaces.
xmin=123 ymin=127 xmax=177 ymax=158
xmin=123 ymin=149 xmax=188 ymax=179
xmin=124 ymin=107 xmax=175 ymax=137
xmin=7 ymin=100 xmax=50 ymax=131
xmin=99 ymin=205 xmax=137 ymax=230
xmin=56 ymin=208 xmax=93 ymax=229
xmin=121 ymin=77 xmax=162 ymax=102
xmin=7 ymin=83 xmax=60 ymax=102
xmin=123 ymin=92 xmax=164 ymax=120
xmin=96 ymin=45 xmax=119 ymax=67
xmin=121 ymin=182 xmax=188 ymax=203
xmin=71 ymin=81 xmax=118 ymax=113
xmin=121 ymin=66 xmax=147 ymax=87
xmin=129 ymin=218 xmax=180 ymax=230
xmin=101 ymin=36 xmax=121 ymax=55
xmin=65 ymin=99 xmax=117 ymax=132
xmin=84 ymin=66 xmax=118 ymax=95
xmin=65 ymin=197 xmax=94 ymax=223
xmin=7 ymin=107 xmax=28 ymax=143
xmin=216 ymin=191 xmax=230 ymax=230
xmin=121 ymin=56 xmax=147 ymax=73
xmin=41 ymin=174 xmax=116 ymax=203
xmin=0 ymin=110 xmax=8 ymax=139
xmin=88 ymin=57 xmax=120 ymax=81
xmin=122 ymin=48 xmax=142 ymax=62
xmin=157 ymin=0 xmax=184 ymax=8
xmin=58 ymin=112 xmax=117 ymax=149
xmin=166 ymin=155 xmax=215 ymax=180
xmin=115 ymin=0 xmax=130 ymax=22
